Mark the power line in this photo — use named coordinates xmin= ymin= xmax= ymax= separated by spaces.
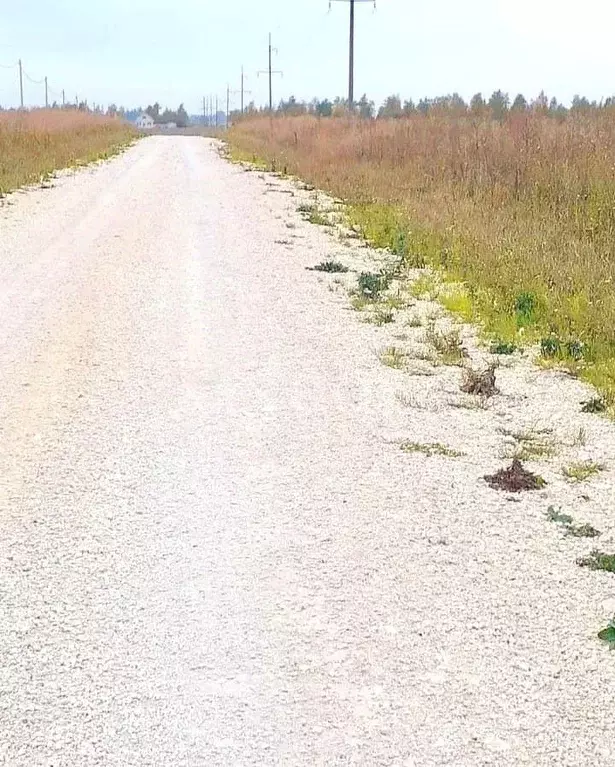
xmin=329 ymin=0 xmax=375 ymax=108
xmin=257 ymin=33 xmax=283 ymax=111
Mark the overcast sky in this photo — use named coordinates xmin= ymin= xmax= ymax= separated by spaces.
xmin=0 ymin=0 xmax=613 ymax=113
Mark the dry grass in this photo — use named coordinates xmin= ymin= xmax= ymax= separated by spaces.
xmin=229 ymin=113 xmax=615 ymax=401
xmin=0 ymin=110 xmax=135 ymax=194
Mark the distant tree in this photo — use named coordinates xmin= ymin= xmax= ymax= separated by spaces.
xmin=357 ymin=93 xmax=374 ymax=119
xmin=571 ymin=94 xmax=591 ymax=112
xmin=146 ymin=102 xmax=161 ymax=120
xmin=176 ymin=103 xmax=189 ymax=127
xmin=532 ymin=90 xmax=549 ymax=112
xmin=488 ymin=90 xmax=509 ymax=120
xmin=278 ymin=95 xmax=307 ymax=115
xmin=548 ymin=97 xmax=568 ymax=120
xmin=470 ymin=92 xmax=486 ymax=114
xmin=107 ymin=103 xmax=118 ymax=117
xmin=332 ymin=97 xmax=349 ymax=116
xmin=431 ymin=93 xmax=467 ymax=114
xmin=417 ymin=98 xmax=432 ymax=114
xmin=511 ymin=93 xmax=528 ymax=112
xmin=314 ymin=98 xmax=333 ymax=117
xmin=378 ymin=94 xmax=403 ymax=118
xmin=402 ymin=99 xmax=416 ymax=115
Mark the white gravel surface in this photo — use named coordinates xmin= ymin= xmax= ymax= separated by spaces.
xmin=1 ymin=136 xmax=614 ymax=766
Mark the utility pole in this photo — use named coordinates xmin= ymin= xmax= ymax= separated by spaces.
xmin=45 ymin=76 xmax=48 ymax=108
xmin=203 ymin=96 xmax=206 ymax=125
xmin=62 ymin=89 xmax=65 ymax=107
xmin=329 ymin=0 xmax=375 ymax=109
xmin=18 ymin=59 xmax=23 ymax=109
xmin=258 ymin=33 xmax=282 ymax=111
xmin=226 ymin=85 xmax=230 ymax=128
xmin=240 ymin=66 xmax=252 ymax=115
xmin=215 ymin=96 xmax=219 ymax=128
xmin=241 ymin=66 xmax=244 ymax=114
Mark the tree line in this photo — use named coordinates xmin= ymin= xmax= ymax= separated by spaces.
xmin=237 ymin=91 xmax=615 ymax=120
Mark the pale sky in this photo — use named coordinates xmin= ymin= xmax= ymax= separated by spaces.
xmin=0 ymin=0 xmax=613 ymax=113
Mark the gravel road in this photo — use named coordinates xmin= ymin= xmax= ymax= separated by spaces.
xmin=1 ymin=137 xmax=614 ymax=766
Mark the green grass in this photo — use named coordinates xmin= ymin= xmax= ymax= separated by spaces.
xmin=308 ymin=209 xmax=333 ymax=226
xmin=562 ymin=460 xmax=606 ymax=482
xmin=598 ymin=617 xmax=615 ymax=647
xmin=379 ymin=346 xmax=407 ymax=369
xmin=577 ymin=551 xmax=615 ymax=572
xmin=399 ymin=441 xmax=464 ymax=457
xmin=500 ymin=427 xmax=557 ymax=461
xmin=363 ymin=306 xmax=395 ymax=326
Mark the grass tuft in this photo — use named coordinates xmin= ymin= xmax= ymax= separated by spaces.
xmin=308 ymin=260 xmax=349 ymax=273
xmin=399 ymin=441 xmax=464 ymax=457
xmin=562 ymin=460 xmax=606 ymax=482
xmin=379 ymin=346 xmax=407 ymax=369
xmin=425 ymin=322 xmax=468 ymax=365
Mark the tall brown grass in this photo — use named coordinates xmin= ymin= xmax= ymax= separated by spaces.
xmin=229 ymin=113 xmax=615 ymax=399
xmin=0 ymin=109 xmax=135 ymax=194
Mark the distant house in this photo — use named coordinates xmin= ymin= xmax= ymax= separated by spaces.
xmin=135 ymin=112 xmax=155 ymax=129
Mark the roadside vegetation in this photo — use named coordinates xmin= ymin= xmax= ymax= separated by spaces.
xmin=0 ymin=109 xmax=135 ymax=195
xmin=229 ymin=106 xmax=615 ymax=403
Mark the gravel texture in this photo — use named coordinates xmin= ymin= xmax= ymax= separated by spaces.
xmin=1 ymin=136 xmax=614 ymax=766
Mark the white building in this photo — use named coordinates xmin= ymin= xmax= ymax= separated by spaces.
xmin=135 ymin=112 xmax=155 ymax=129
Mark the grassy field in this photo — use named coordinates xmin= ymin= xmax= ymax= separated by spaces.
xmin=0 ymin=110 xmax=136 ymax=194
xmin=229 ymin=113 xmax=615 ymax=401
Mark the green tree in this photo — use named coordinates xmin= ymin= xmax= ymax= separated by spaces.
xmin=488 ymin=90 xmax=509 ymax=120
xmin=470 ymin=93 xmax=486 ymax=114
xmin=511 ymin=94 xmax=528 ymax=112
xmin=314 ymin=98 xmax=333 ymax=117
xmin=176 ymin=104 xmax=189 ymax=127
xmin=146 ymin=102 xmax=161 ymax=120
xmin=357 ymin=93 xmax=374 ymax=119
xmin=378 ymin=94 xmax=403 ymax=118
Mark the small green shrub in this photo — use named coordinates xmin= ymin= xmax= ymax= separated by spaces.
xmin=577 ymin=551 xmax=615 ymax=572
xmin=582 ymin=397 xmax=607 ymax=413
xmin=357 ymin=271 xmax=391 ymax=299
xmin=598 ymin=617 xmax=615 ymax=648
xmin=515 ymin=292 xmax=538 ymax=327
xmin=491 ymin=340 xmax=516 ymax=355
xmin=309 ymin=260 xmax=349 ymax=273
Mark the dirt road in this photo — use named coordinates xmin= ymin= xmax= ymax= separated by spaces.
xmin=1 ymin=137 xmax=613 ymax=766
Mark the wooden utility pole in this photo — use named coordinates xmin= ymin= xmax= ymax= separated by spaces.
xmin=18 ymin=59 xmax=23 ymax=109
xmin=329 ymin=0 xmax=375 ymax=109
xmin=241 ymin=66 xmax=245 ymax=114
xmin=258 ymin=33 xmax=282 ymax=111
xmin=62 ymin=89 xmax=65 ymax=107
